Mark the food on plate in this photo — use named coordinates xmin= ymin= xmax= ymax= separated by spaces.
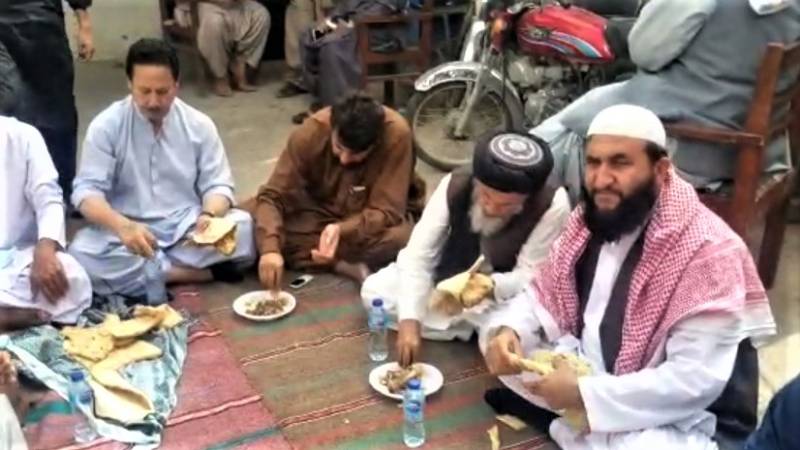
xmin=380 ymin=363 xmax=424 ymax=394
xmin=246 ymin=295 xmax=289 ymax=316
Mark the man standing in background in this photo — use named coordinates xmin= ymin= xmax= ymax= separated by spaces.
xmin=174 ymin=0 xmax=271 ymax=97
xmin=0 ymin=0 xmax=95 ymax=206
xmin=276 ymin=0 xmax=330 ymax=98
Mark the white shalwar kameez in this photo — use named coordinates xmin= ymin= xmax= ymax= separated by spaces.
xmin=361 ymin=174 xmax=572 ymax=340
xmin=68 ymin=97 xmax=256 ymax=297
xmin=482 ymin=228 xmax=746 ymax=450
xmin=0 ymin=393 xmax=26 ymax=450
xmin=0 ymin=116 xmax=91 ymax=323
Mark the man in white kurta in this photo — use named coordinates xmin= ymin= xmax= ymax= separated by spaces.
xmin=362 ymin=132 xmax=571 ymax=366
xmin=482 ymin=105 xmax=776 ymax=450
xmin=69 ymin=39 xmax=256 ymax=298
xmin=1 ymin=115 xmax=91 ymax=330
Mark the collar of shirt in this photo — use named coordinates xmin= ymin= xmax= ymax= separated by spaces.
xmin=131 ymin=98 xmax=173 ymax=138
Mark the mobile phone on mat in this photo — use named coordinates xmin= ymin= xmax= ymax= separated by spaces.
xmin=289 ymin=274 xmax=314 ymax=289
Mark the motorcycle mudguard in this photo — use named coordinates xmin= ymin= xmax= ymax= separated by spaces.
xmin=413 ymin=61 xmax=526 ymax=130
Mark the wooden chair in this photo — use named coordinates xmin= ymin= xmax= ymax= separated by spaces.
xmin=158 ymin=0 xmax=207 ymax=91
xmin=664 ymin=41 xmax=800 ymax=289
xmin=354 ymin=0 xmax=434 ymax=105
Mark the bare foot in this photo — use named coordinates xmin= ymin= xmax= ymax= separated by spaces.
xmin=0 ymin=307 xmax=50 ymax=333
xmin=233 ymin=81 xmax=258 ymax=92
xmin=231 ymin=60 xmax=257 ymax=92
xmin=213 ymin=78 xmax=233 ymax=97
xmin=333 ymin=261 xmax=371 ymax=284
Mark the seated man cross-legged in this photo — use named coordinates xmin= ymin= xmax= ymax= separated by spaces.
xmin=69 ymin=39 xmax=256 ymax=299
xmin=362 ymin=131 xmax=571 ymax=366
xmin=482 ymin=105 xmax=776 ymax=450
xmin=1 ymin=116 xmax=91 ymax=332
xmin=248 ymin=93 xmax=423 ymax=290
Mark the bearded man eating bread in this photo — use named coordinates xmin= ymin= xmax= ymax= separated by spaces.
xmin=362 ymin=131 xmax=571 ymax=367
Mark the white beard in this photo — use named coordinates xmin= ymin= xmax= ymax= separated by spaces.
xmin=469 ymin=201 xmax=512 ymax=237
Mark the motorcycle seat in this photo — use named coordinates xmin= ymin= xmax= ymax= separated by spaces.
xmin=572 ymin=0 xmax=642 ymax=17
xmin=604 ymin=16 xmax=636 ymax=60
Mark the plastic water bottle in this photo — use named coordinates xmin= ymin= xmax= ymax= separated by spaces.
xmin=144 ymin=251 xmax=167 ymax=305
xmin=368 ymin=299 xmax=389 ymax=362
xmin=403 ymin=378 xmax=426 ymax=448
xmin=68 ymin=370 xmax=98 ymax=443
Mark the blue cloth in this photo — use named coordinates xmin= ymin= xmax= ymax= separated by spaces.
xmin=0 ymin=316 xmax=189 ymax=449
xmin=745 ymin=374 xmax=800 ymax=450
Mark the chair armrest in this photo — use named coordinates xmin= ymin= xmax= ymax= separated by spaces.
xmin=664 ymin=122 xmax=764 ymax=147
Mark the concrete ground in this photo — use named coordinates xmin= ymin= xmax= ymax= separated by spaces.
xmin=73 ymin=60 xmax=799 ymax=415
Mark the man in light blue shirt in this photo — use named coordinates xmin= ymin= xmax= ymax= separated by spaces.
xmin=69 ymin=39 xmax=256 ymax=297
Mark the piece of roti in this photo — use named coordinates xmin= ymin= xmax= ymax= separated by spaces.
xmin=192 ymin=217 xmax=235 ymax=244
xmin=62 ymin=326 xmax=115 ymax=362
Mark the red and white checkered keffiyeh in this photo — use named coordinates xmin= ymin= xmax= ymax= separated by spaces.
xmin=532 ymin=170 xmax=776 ymax=374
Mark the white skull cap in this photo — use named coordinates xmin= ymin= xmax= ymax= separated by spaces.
xmin=587 ymin=104 xmax=667 ymax=148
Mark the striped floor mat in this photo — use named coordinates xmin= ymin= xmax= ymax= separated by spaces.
xmin=203 ymin=274 xmax=558 ymax=450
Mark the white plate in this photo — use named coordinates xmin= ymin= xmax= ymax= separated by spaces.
xmin=369 ymin=362 xmax=444 ymax=401
xmin=232 ymin=290 xmax=297 ymax=322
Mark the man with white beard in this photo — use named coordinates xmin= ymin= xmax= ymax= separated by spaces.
xmin=362 ymin=131 xmax=571 ymax=366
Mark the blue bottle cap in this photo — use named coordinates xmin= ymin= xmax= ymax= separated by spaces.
xmin=372 ymin=298 xmax=384 ymax=307
xmin=406 ymin=378 xmax=421 ymax=390
xmin=69 ymin=369 xmax=85 ymax=383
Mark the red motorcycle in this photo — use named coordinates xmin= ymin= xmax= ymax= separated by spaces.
xmin=407 ymin=0 xmax=639 ymax=170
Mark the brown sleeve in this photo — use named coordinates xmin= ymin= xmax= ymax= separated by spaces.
xmin=253 ymin=121 xmax=323 ymax=255
xmin=338 ymin=118 xmax=414 ymax=243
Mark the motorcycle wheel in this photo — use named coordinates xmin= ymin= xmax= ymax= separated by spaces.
xmin=407 ymin=81 xmax=512 ymax=171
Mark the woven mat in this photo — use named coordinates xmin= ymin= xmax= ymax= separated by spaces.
xmin=203 ymin=274 xmax=558 ymax=450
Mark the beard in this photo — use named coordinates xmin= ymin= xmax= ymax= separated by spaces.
xmin=469 ymin=187 xmax=520 ymax=237
xmin=582 ymin=177 xmax=657 ymax=242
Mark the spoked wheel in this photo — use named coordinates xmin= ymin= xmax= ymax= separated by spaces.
xmin=407 ymin=81 xmax=512 ymax=171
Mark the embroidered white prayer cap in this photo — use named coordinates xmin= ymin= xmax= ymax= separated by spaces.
xmin=587 ymin=104 xmax=667 ymax=148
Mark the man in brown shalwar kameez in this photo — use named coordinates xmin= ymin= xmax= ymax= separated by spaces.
xmin=175 ymin=0 xmax=270 ymax=97
xmin=246 ymin=93 xmax=423 ymax=289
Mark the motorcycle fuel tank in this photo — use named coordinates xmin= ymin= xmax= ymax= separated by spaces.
xmin=516 ymin=4 xmax=614 ymax=62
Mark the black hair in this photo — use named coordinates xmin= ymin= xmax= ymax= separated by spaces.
xmin=645 ymin=141 xmax=668 ymax=163
xmin=330 ymin=92 xmax=385 ymax=153
xmin=125 ymin=38 xmax=180 ymax=81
